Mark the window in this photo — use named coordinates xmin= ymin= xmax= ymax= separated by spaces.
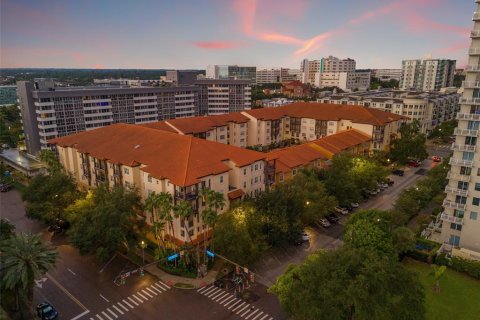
xmin=458 ymin=181 xmax=469 ymax=190
xmin=292 ymin=169 xmax=297 ymax=176
xmin=461 ymin=166 xmax=472 ymax=175
xmin=456 ymin=195 xmax=467 ymax=204
xmin=243 ymin=168 xmax=247 ymax=175
xmin=454 ymin=210 xmax=464 ymax=218
xmin=255 ymin=164 xmax=258 ymax=171
xmin=476 ymin=183 xmax=480 ymax=191
xmin=147 ymin=175 xmax=152 ymax=183
xmin=470 ymin=212 xmax=478 ymax=220
xmin=449 ymin=235 xmax=460 ymax=246
xmin=473 ymin=197 xmax=480 ymax=206
xmin=463 ymin=152 xmax=474 ymax=161
xmin=180 ymin=230 xmax=185 ymax=237
xmin=450 ymin=223 xmax=462 ymax=231
xmin=124 ymin=168 xmax=129 ymax=175
xmin=243 ymin=181 xmax=246 ymax=188
xmin=219 ymin=175 xmax=223 ymax=183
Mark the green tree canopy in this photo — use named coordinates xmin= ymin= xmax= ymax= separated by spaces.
xmin=269 ymin=248 xmax=425 ymax=320
xmin=390 ymin=120 xmax=428 ymax=164
xmin=0 ymin=218 xmax=15 ymax=241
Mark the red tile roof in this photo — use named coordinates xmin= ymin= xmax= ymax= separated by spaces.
xmin=142 ymin=113 xmax=249 ymax=135
xmin=266 ymin=143 xmax=328 ymax=173
xmin=243 ymin=102 xmax=406 ymax=125
xmin=140 ymin=121 xmax=178 ymax=133
xmin=49 ymin=124 xmax=265 ymax=187
xmin=310 ymin=129 xmax=371 ymax=155
xmin=227 ymin=189 xmax=245 ymax=200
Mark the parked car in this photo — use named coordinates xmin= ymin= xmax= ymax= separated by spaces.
xmin=327 ymin=214 xmax=340 ymax=223
xmin=361 ymin=190 xmax=370 ymax=199
xmin=368 ymin=189 xmax=377 ymax=195
xmin=214 ymin=280 xmax=225 ymax=288
xmin=391 ymin=169 xmax=404 ymax=176
xmin=432 ymin=156 xmax=442 ymax=162
xmin=36 ymin=302 xmax=58 ymax=320
xmin=0 ymin=183 xmax=12 ymax=192
xmin=350 ymin=202 xmax=359 ymax=208
xmin=386 ymin=178 xmax=394 ymax=186
xmin=318 ymin=218 xmax=331 ymax=228
xmin=334 ymin=206 xmax=349 ymax=215
xmin=407 ymin=160 xmax=421 ymax=167
xmin=301 ymin=232 xmax=310 ymax=242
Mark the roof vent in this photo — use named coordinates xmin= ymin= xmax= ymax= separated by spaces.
xmin=134 ymin=144 xmax=141 ymax=149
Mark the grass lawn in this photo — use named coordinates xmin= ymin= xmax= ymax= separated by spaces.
xmin=404 ymin=259 xmax=480 ymax=320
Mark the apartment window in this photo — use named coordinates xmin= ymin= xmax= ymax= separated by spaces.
xmin=473 ymin=197 xmax=480 ymax=206
xmin=147 ymin=175 xmax=152 ymax=183
xmin=449 ymin=235 xmax=460 ymax=246
xmin=458 ymin=181 xmax=469 ymax=190
xmin=180 ymin=230 xmax=185 ymax=237
xmin=279 ymin=173 xmax=284 ymax=182
xmin=243 ymin=181 xmax=246 ymax=188
xmin=219 ymin=175 xmax=224 ymax=183
xmin=292 ymin=169 xmax=297 ymax=176
xmin=456 ymin=195 xmax=467 ymax=204
xmin=124 ymin=168 xmax=129 ymax=175
xmin=243 ymin=168 xmax=247 ymax=175
xmin=476 ymin=183 xmax=480 ymax=191
xmin=454 ymin=210 xmax=464 ymax=218
xmin=470 ymin=212 xmax=478 ymax=220
xmin=219 ymin=135 xmax=225 ymax=139
xmin=460 ymin=166 xmax=472 ymax=175
xmin=254 ymin=177 xmax=258 ymax=183
xmin=450 ymin=223 xmax=462 ymax=231
xmin=255 ymin=164 xmax=258 ymax=171
xmin=463 ymin=152 xmax=474 ymax=161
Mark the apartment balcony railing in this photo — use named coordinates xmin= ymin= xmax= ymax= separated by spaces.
xmin=440 ymin=212 xmax=464 ymax=225
xmin=460 ymin=97 xmax=480 ymax=105
xmin=444 ymin=186 xmax=468 ymax=197
xmin=456 ymin=113 xmax=480 ymax=121
xmin=174 ymin=191 xmax=197 ymax=201
xmin=465 ymin=65 xmax=480 ymax=72
xmin=474 ymin=12 xmax=480 ymax=21
xmin=442 ymin=199 xmax=467 ymax=211
xmin=453 ymin=128 xmax=479 ymax=137
xmin=446 ymin=172 xmax=471 ymax=182
xmin=449 ymin=158 xmax=473 ymax=167
xmin=470 ymin=48 xmax=480 ymax=55
xmin=471 ymin=30 xmax=480 ymax=38
xmin=463 ymin=81 xmax=480 ymax=89
xmin=451 ymin=143 xmax=476 ymax=152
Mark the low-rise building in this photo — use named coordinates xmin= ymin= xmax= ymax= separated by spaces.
xmin=50 ymin=123 xmax=270 ymax=246
xmin=371 ymin=69 xmax=402 ymax=82
xmin=281 ymin=81 xmax=311 ymax=98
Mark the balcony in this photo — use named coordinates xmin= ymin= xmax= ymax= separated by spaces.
xmin=454 ymin=128 xmax=479 ymax=137
xmin=444 ymin=186 xmax=468 ymax=197
xmin=446 ymin=172 xmax=471 ymax=182
xmin=463 ymin=81 xmax=480 ymax=89
xmin=449 ymin=158 xmax=473 ymax=167
xmin=442 ymin=199 xmax=466 ymax=210
xmin=456 ymin=113 xmax=480 ymax=121
xmin=440 ymin=212 xmax=464 ymax=225
xmin=174 ymin=191 xmax=197 ymax=201
xmin=474 ymin=12 xmax=480 ymax=21
xmin=465 ymin=65 xmax=480 ymax=72
xmin=471 ymin=30 xmax=480 ymax=38
xmin=451 ymin=143 xmax=476 ymax=152
xmin=460 ymin=97 xmax=480 ymax=105
xmin=470 ymin=48 xmax=480 ymax=55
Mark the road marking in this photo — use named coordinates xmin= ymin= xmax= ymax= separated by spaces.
xmin=145 ymin=287 xmax=157 ymax=295
xmin=136 ymin=291 xmax=149 ymax=300
xmin=150 ymin=285 xmax=163 ymax=294
xmin=204 ymin=287 xmax=221 ymax=297
xmin=252 ymin=311 xmax=264 ymax=320
xmin=118 ymin=301 xmax=130 ymax=311
xmin=245 ymin=309 xmax=260 ymax=319
xmin=127 ymin=297 xmax=139 ymax=306
xmin=259 ymin=315 xmax=269 ymax=320
xmin=153 ymin=283 xmax=166 ymax=292
xmin=213 ymin=292 xmax=229 ymax=302
xmin=224 ymin=297 xmax=238 ymax=307
xmin=219 ymin=294 xmax=235 ymax=305
xmin=141 ymin=289 xmax=154 ymax=298
xmin=95 ymin=315 xmax=103 ymax=320
xmin=231 ymin=301 xmax=246 ymax=311
xmin=123 ymin=299 xmax=135 ymax=308
xmin=112 ymin=305 xmax=124 ymax=315
xmin=132 ymin=294 xmax=143 ymax=303
xmin=201 ymin=286 xmax=217 ymax=295
xmin=236 ymin=304 xmax=250 ymax=314
xmin=157 ymin=281 xmax=171 ymax=290
xmin=241 ymin=307 xmax=253 ymax=317
xmin=197 ymin=286 xmax=208 ymax=293
xmin=228 ymin=300 xmax=243 ymax=310
xmin=46 ymin=273 xmax=88 ymax=311
xmin=101 ymin=311 xmax=112 ymax=320
xmin=99 ymin=294 xmax=110 ymax=303
xmin=106 ymin=308 xmax=117 ymax=318
xmin=70 ymin=310 xmax=90 ymax=320
xmin=210 ymin=290 xmax=225 ymax=300
xmin=67 ymin=268 xmax=77 ymax=276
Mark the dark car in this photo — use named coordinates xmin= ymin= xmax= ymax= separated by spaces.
xmin=36 ymin=302 xmax=58 ymax=320
xmin=214 ymin=280 xmax=225 ymax=288
xmin=0 ymin=184 xmax=12 ymax=192
xmin=327 ymin=213 xmax=340 ymax=223
xmin=391 ymin=169 xmax=404 ymax=176
xmin=386 ymin=178 xmax=394 ymax=186
xmin=407 ymin=160 xmax=421 ymax=167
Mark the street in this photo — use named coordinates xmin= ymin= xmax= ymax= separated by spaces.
xmin=1 ymin=190 xmax=284 ymax=320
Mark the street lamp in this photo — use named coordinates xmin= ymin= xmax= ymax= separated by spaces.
xmin=140 ymin=240 xmax=146 ymax=265
xmin=306 ymin=201 xmax=310 ymax=206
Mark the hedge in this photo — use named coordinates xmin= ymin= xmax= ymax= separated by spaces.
xmin=405 ymin=238 xmax=441 ymax=263
xmin=435 ymin=253 xmax=480 ymax=280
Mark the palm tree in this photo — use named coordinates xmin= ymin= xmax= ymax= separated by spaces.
xmin=200 ymin=189 xmax=225 ymax=263
xmin=0 ymin=233 xmax=58 ymax=318
xmin=145 ymin=192 xmax=165 ymax=254
xmin=173 ymin=200 xmax=194 ymax=266
xmin=156 ymin=192 xmax=174 ymax=251
xmin=431 ymin=265 xmax=447 ymax=293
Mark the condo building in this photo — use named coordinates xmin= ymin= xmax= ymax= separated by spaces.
xmin=50 ymin=124 xmax=269 ymax=246
xmin=440 ymin=2 xmax=480 ymax=260
xmin=256 ymin=68 xmax=302 ymax=84
xmin=318 ymin=89 xmax=460 ymax=134
xmin=371 ymin=69 xmax=402 ymax=82
xmin=0 ymin=85 xmax=17 ymax=106
xmin=194 ymin=79 xmax=251 ymax=115
xmin=400 ymin=58 xmax=456 ymax=91
xmin=206 ymin=65 xmax=256 ymax=84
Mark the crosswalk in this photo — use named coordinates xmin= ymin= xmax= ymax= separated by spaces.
xmin=197 ymin=285 xmax=274 ymax=320
xmin=89 ymin=280 xmax=171 ymax=320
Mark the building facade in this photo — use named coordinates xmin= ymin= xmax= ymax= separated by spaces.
xmin=206 ymin=65 xmax=256 ymax=84
xmin=400 ymin=58 xmax=456 ymax=91
xmin=0 ymin=85 xmax=17 ymax=106
xmin=165 ymin=70 xmax=203 ymax=85
xmin=256 ymin=69 xmax=281 ymax=84
xmin=318 ymin=89 xmax=460 ymax=134
xmin=194 ymin=79 xmax=251 ymax=115
xmin=371 ymin=69 xmax=402 ymax=82
xmin=440 ymin=2 xmax=480 ymax=260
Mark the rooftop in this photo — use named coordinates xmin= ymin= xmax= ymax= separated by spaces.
xmin=50 ymin=124 xmax=266 ymax=187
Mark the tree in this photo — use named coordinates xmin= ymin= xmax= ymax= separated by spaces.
xmin=392 ymin=226 xmax=416 ymax=255
xmin=200 ymin=188 xmax=225 ymax=263
xmin=430 ymin=265 xmax=447 ymax=293
xmin=145 ymin=192 xmax=166 ymax=254
xmin=269 ymin=248 xmax=425 ymax=320
xmin=390 ymin=120 xmax=428 ymax=164
xmin=66 ymin=185 xmax=143 ymax=261
xmin=0 ymin=233 xmax=58 ymax=319
xmin=351 ymin=157 xmax=389 ymax=191
xmin=156 ymin=192 xmax=175 ymax=250
xmin=38 ymin=149 xmax=62 ymax=173
xmin=173 ymin=200 xmax=193 ymax=245
xmin=0 ymin=218 xmax=15 ymax=241
xmin=324 ymin=153 xmax=361 ymax=205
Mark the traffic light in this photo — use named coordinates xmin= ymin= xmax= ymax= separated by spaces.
xmin=140 ymin=268 xmax=144 ymax=277
xmin=121 ymin=274 xmax=126 ymax=285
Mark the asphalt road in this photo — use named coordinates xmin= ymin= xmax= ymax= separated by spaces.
xmin=1 ymin=190 xmax=285 ymax=320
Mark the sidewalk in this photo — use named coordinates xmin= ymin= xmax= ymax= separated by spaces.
xmin=144 ymin=263 xmax=220 ymax=289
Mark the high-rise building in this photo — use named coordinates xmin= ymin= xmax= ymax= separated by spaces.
xmin=371 ymin=69 xmax=402 ymax=82
xmin=0 ymin=85 xmax=18 ymax=106
xmin=194 ymin=79 xmax=251 ymax=115
xmin=256 ymin=68 xmax=281 ymax=84
xmin=400 ymin=58 xmax=456 ymax=91
xmin=165 ymin=70 xmax=203 ymax=85
xmin=440 ymin=1 xmax=480 ymax=260
xmin=300 ymin=59 xmax=321 ymax=84
xmin=206 ymin=65 xmax=256 ymax=84
xmin=321 ymin=56 xmax=356 ymax=73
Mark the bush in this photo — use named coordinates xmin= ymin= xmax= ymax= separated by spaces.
xmin=435 ymin=254 xmax=480 ymax=280
xmin=405 ymin=238 xmax=441 ymax=263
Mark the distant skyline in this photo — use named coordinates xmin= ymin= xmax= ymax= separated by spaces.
xmin=0 ymin=0 xmax=474 ymax=70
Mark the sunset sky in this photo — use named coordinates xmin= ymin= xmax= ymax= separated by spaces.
xmin=0 ymin=0 xmax=475 ymax=69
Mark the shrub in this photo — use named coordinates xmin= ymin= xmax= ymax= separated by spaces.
xmin=435 ymin=254 xmax=480 ymax=280
xmin=405 ymin=238 xmax=441 ymax=263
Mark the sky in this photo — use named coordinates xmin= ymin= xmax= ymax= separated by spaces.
xmin=0 ymin=0 xmax=475 ymax=70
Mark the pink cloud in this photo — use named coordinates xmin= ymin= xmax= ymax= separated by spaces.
xmin=436 ymin=40 xmax=470 ymax=54
xmin=404 ymin=13 xmax=470 ymax=36
xmin=192 ymin=41 xmax=239 ymax=49
xmin=232 ymin=0 xmax=257 ymax=34
xmin=257 ymin=33 xmax=304 ymax=45
xmin=349 ymin=2 xmax=401 ymax=25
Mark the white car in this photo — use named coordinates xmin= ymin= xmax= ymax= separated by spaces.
xmin=350 ymin=202 xmax=359 ymax=208
xmin=301 ymin=232 xmax=310 ymax=242
xmin=334 ymin=206 xmax=349 ymax=215
xmin=319 ymin=218 xmax=331 ymax=228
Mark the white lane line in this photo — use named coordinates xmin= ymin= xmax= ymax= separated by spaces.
xmin=213 ymin=292 xmax=230 ymax=302
xmin=200 ymin=286 xmax=216 ymax=295
xmin=259 ymin=314 xmax=270 ymax=320
xmin=145 ymin=287 xmax=157 ymax=295
xmin=251 ymin=311 xmax=264 ymax=320
xmin=70 ymin=310 xmax=90 ymax=320
xmin=90 ymin=318 xmax=95 ymax=320
xmin=101 ymin=311 xmax=112 ymax=320
xmin=236 ymin=304 xmax=250 ymax=314
xmin=269 ymin=317 xmax=274 ymax=320
xmin=204 ymin=287 xmax=221 ymax=298
xmin=67 ymin=268 xmax=77 ymax=276
xmin=153 ymin=283 xmax=166 ymax=292
xmin=127 ymin=297 xmax=139 ymax=306
xmin=228 ymin=300 xmax=242 ymax=310
xmin=219 ymin=295 xmax=236 ymax=305
xmin=245 ymin=309 xmax=260 ymax=319
xmin=95 ymin=315 xmax=103 ymax=320
xmin=117 ymin=302 xmax=129 ymax=312
xmin=112 ymin=305 xmax=124 ymax=315
xmin=123 ymin=299 xmax=135 ymax=309
xmin=132 ymin=294 xmax=144 ymax=303
xmin=141 ymin=289 xmax=154 ymax=298
xmin=224 ymin=297 xmax=238 ymax=307
xmin=209 ymin=290 xmax=225 ymax=300
xmin=106 ymin=308 xmax=118 ymax=318
xmin=158 ymin=280 xmax=171 ymax=289
xmin=136 ymin=291 xmax=149 ymax=300
xmin=150 ymin=285 xmax=163 ymax=294
xmin=99 ymin=294 xmax=110 ymax=303
xmin=231 ymin=301 xmax=246 ymax=311
xmin=197 ymin=285 xmax=209 ymax=293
